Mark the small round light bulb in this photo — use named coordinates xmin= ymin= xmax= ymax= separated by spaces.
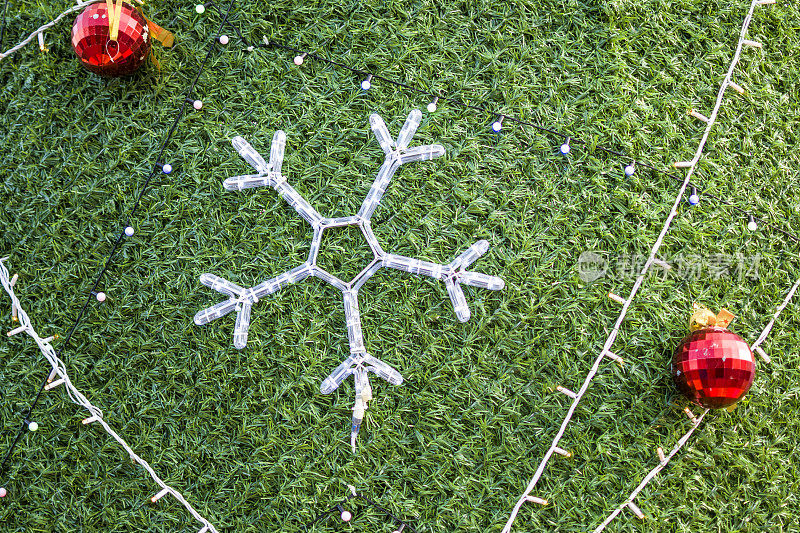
xmin=193 ymin=100 xmax=203 ymax=110
xmin=747 ymin=219 xmax=758 ymax=231
xmin=96 ymin=292 xmax=107 ymax=303
xmin=491 ymin=121 xmax=502 ymax=132
xmin=124 ymin=226 xmax=135 ymax=237
xmin=28 ymin=421 xmax=39 ymax=432
xmin=361 ymin=79 xmax=371 ymax=91
xmin=624 ymin=164 xmax=635 ymax=177
xmin=560 ymin=143 xmax=571 ymax=155
xmin=689 ymin=193 xmax=700 ymax=205
xmin=341 ymin=510 xmax=352 ymax=522
xmin=0 ymin=487 xmax=7 ymax=498
xmin=427 ymin=102 xmax=437 ymax=113
xmin=293 ymin=55 xmax=304 ymax=66
xmin=162 ymin=163 xmax=172 ymax=174
xmin=219 ymin=35 xmax=229 ymax=45
xmin=195 ymin=4 xmax=205 ymax=14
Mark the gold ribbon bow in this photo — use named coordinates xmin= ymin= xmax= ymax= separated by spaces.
xmin=689 ymin=303 xmax=735 ymax=331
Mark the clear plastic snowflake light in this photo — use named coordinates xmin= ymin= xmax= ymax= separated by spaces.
xmin=194 ymin=110 xmax=505 ymax=450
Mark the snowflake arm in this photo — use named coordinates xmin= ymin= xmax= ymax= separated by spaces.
xmin=320 ymin=351 xmax=403 ymax=394
xmin=457 ymin=270 xmax=506 ymax=291
xmin=358 ymin=158 xmax=401 ymax=220
xmin=225 ymin=131 xmax=323 ymax=225
xmin=445 ymin=277 xmax=471 ymax=322
xmin=319 ymin=291 xmax=403 ymax=395
xmin=358 ymin=110 xmax=445 ymax=220
xmin=234 ymin=301 xmax=252 ymax=349
xmin=231 ymin=135 xmax=270 ymax=174
xmin=368 ymin=113 xmax=395 ymax=155
xmin=448 ymin=240 xmax=490 ymax=270
xmin=382 ymin=240 xmax=505 ymax=322
xmin=193 ymin=264 xmax=313 ymax=349
xmin=223 ymin=136 xmax=278 ymax=189
xmin=199 ymin=273 xmax=245 ymax=297
xmin=193 ymin=297 xmax=239 ymax=326
xmin=246 ymin=263 xmax=313 ymax=300
xmin=395 ymin=109 xmax=423 ymax=151
xmin=382 ymin=254 xmax=448 ymax=278
xmin=362 ymin=353 xmax=403 ymax=387
xmin=343 ymin=290 xmax=366 ymax=354
xmin=397 ymin=145 xmax=445 ymax=163
xmin=275 ymin=180 xmax=323 ymax=226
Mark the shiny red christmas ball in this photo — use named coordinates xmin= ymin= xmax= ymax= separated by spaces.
xmin=672 ymin=327 xmax=755 ymax=409
xmin=71 ymin=1 xmax=151 ymax=77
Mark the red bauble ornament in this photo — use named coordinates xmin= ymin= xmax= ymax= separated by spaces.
xmin=71 ymin=2 xmax=151 ymax=77
xmin=672 ymin=326 xmax=755 ymax=409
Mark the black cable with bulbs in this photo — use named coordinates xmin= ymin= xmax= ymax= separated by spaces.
xmin=210 ymin=9 xmax=799 ymax=247
xmin=0 ymin=0 xmax=236 ymax=498
xmin=305 ymin=488 xmax=417 ymax=532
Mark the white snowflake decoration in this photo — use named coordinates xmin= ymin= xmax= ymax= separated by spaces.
xmin=194 ymin=110 xmax=505 ymax=450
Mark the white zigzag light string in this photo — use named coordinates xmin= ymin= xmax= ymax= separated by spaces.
xmin=0 ymin=0 xmax=93 ymax=60
xmin=593 ymin=276 xmax=800 ymax=531
xmin=502 ymin=0 xmax=786 ymax=530
xmin=0 ymin=259 xmax=219 ymax=533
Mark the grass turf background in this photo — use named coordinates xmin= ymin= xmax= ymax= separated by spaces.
xmin=2 ymin=0 xmax=800 ymax=531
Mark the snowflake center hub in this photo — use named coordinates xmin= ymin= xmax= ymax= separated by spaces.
xmin=315 ymin=219 xmax=380 ymax=286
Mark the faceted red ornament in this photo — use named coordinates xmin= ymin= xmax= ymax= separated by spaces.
xmin=71 ymin=1 xmax=151 ymax=77
xmin=672 ymin=327 xmax=755 ymax=409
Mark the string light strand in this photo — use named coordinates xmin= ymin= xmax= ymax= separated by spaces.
xmin=591 ymin=409 xmax=710 ymax=531
xmin=594 ymin=274 xmax=800 ymax=531
xmin=0 ymin=0 xmax=94 ymax=61
xmin=0 ymin=260 xmax=219 ymax=532
xmin=0 ymin=2 xmax=237 ymax=522
xmin=305 ymin=486 xmax=416 ymax=532
xmin=750 ymin=278 xmax=800 ymax=351
xmin=501 ymin=1 xmax=774 ymax=530
xmin=236 ymin=35 xmax=800 ymax=248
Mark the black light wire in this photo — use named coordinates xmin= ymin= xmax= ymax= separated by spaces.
xmin=304 ymin=490 xmax=417 ymax=532
xmin=236 ymin=36 xmax=800 ymax=248
xmin=0 ymin=0 xmax=237 ymax=483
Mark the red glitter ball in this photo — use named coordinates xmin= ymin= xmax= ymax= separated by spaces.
xmin=71 ymin=1 xmax=151 ymax=77
xmin=672 ymin=327 xmax=755 ymax=409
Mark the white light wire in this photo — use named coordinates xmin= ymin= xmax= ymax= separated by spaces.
xmin=591 ymin=409 xmax=710 ymax=532
xmin=0 ymin=259 xmax=219 ymax=533
xmin=750 ymin=278 xmax=800 ymax=351
xmin=502 ymin=1 xmax=772 ymax=530
xmin=0 ymin=1 xmax=93 ymax=61
xmin=594 ymin=274 xmax=800 ymax=531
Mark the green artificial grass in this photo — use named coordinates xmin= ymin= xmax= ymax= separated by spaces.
xmin=2 ymin=0 xmax=800 ymax=531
